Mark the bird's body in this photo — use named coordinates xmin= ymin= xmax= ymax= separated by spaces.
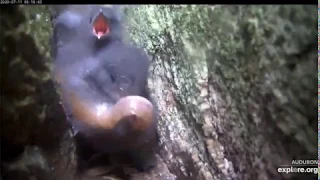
xmin=51 ymin=5 xmax=158 ymax=171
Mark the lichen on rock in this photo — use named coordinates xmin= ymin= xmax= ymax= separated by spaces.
xmin=0 ymin=4 xmax=317 ymax=180
xmin=125 ymin=5 xmax=317 ymax=180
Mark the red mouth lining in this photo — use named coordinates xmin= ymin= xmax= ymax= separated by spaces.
xmin=93 ymin=14 xmax=109 ymax=35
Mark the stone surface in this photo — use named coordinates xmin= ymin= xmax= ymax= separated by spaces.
xmin=0 ymin=5 xmax=317 ymax=180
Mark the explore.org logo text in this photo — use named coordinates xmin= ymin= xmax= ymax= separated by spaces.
xmin=277 ymin=160 xmax=318 ymax=175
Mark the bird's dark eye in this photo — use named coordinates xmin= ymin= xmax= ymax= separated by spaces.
xmin=110 ymin=74 xmax=116 ymax=83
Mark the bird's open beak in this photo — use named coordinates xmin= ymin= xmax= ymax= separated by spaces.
xmin=92 ymin=11 xmax=110 ymax=39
